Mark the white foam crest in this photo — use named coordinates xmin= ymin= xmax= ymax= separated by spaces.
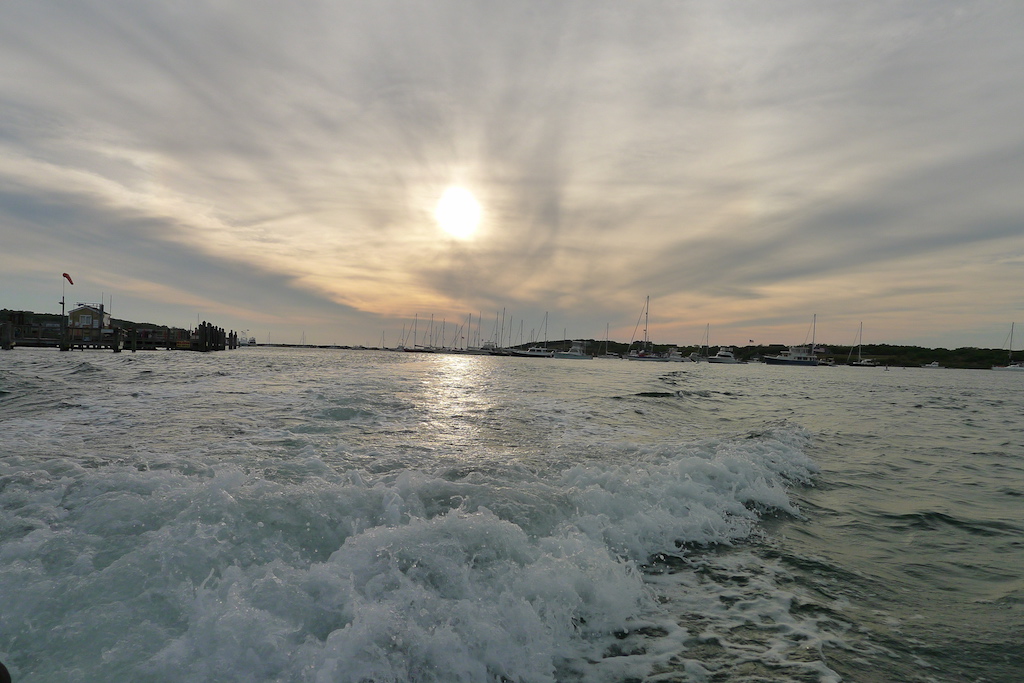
xmin=0 ymin=456 xmax=658 ymax=681
xmin=559 ymin=425 xmax=819 ymax=560
xmin=144 ymin=508 xmax=651 ymax=682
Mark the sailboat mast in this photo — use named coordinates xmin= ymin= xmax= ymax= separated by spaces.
xmin=644 ymin=296 xmax=650 ymax=346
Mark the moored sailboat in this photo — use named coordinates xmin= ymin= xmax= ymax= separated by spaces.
xmin=597 ymin=324 xmax=619 ymax=358
xmin=848 ymin=322 xmax=878 ymax=367
xmin=627 ymin=296 xmax=670 ymax=361
xmin=993 ymin=323 xmax=1024 ymax=371
xmin=690 ymin=324 xmax=710 ymax=362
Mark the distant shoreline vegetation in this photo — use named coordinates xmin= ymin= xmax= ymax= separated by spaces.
xmin=553 ymin=341 xmax=1009 ymax=369
xmin=1 ymin=309 xmax=1014 ymax=369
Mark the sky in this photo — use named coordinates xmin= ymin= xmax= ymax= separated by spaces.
xmin=2 ymin=1 xmax=1023 ymax=350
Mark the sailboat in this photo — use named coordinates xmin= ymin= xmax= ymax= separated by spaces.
xmin=690 ymin=324 xmax=710 ymax=362
xmin=764 ymin=315 xmax=822 ymax=366
xmin=459 ymin=313 xmax=497 ymax=355
xmin=627 ymin=296 xmax=669 ymax=361
xmin=598 ymin=324 xmax=619 ymax=358
xmin=403 ymin=314 xmax=432 ymax=352
xmin=992 ymin=323 xmax=1024 ymax=371
xmin=848 ymin=322 xmax=878 ymax=367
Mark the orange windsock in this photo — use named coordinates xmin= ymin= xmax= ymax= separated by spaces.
xmin=62 ymin=272 xmax=74 ymax=285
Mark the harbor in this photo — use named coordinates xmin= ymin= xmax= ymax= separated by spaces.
xmin=2 ymin=306 xmax=1020 ymax=368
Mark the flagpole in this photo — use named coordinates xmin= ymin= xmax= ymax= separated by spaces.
xmin=60 ymin=272 xmax=73 ymax=351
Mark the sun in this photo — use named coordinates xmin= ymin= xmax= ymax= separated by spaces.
xmin=434 ymin=186 xmax=482 ymax=239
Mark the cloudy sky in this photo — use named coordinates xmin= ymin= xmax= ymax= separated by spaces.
xmin=3 ymin=1 xmax=1023 ymax=349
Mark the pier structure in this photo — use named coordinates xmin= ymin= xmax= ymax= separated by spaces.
xmin=1 ymin=310 xmax=239 ymax=352
xmin=1 ymin=321 xmax=14 ymax=350
xmin=186 ymin=321 xmax=237 ymax=352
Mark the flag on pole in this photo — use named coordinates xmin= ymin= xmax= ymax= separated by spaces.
xmin=63 ymin=273 xmax=74 ymax=285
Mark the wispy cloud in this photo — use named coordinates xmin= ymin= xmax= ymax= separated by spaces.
xmin=2 ymin=1 xmax=1023 ymax=347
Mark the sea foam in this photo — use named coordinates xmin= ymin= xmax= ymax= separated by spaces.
xmin=1 ymin=408 xmax=814 ymax=681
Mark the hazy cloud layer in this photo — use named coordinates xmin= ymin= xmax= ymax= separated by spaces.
xmin=2 ymin=1 xmax=1022 ymax=347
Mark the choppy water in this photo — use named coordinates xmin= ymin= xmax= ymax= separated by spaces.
xmin=1 ymin=347 xmax=1021 ymax=682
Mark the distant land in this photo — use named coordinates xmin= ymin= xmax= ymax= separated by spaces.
xmin=2 ymin=308 xmax=1017 ymax=369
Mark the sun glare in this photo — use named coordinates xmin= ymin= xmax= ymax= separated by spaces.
xmin=435 ymin=186 xmax=481 ymax=240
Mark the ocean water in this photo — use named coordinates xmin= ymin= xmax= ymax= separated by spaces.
xmin=1 ymin=347 xmax=1021 ymax=683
